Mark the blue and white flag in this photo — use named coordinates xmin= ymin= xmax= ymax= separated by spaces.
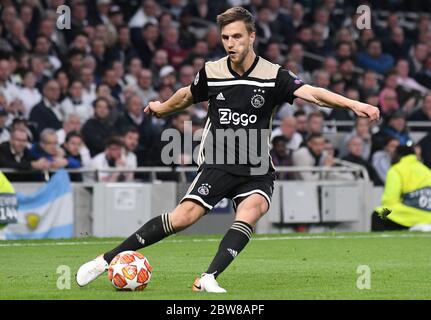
xmin=3 ymin=170 xmax=74 ymax=239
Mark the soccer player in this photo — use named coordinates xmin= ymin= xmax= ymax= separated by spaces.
xmin=76 ymin=7 xmax=379 ymax=293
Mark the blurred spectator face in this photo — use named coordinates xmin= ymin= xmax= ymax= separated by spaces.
xmin=124 ymin=131 xmax=139 ymax=152
xmin=138 ymin=69 xmax=153 ymax=89
xmin=128 ymin=58 xmax=142 ymax=77
xmin=103 ymin=69 xmax=118 ymax=87
xmin=153 ymin=50 xmax=168 ymax=67
xmin=414 ymin=43 xmax=428 ymax=62
xmin=64 ymin=115 xmax=81 ymax=133
xmin=56 ymin=71 xmax=69 ymax=92
xmin=355 ymin=118 xmax=370 ymax=138
xmin=289 ymin=43 xmax=304 ymax=62
xmin=106 ymin=143 xmax=122 ymax=160
xmin=362 ymin=71 xmax=378 ymax=89
xmin=387 ymin=13 xmax=399 ymax=29
xmin=367 ymin=41 xmax=382 ymax=58
xmin=10 ymin=20 xmax=26 ymax=38
xmin=80 ymin=68 xmax=94 ymax=87
xmin=388 ymin=116 xmax=406 ymax=132
xmin=391 ymin=27 xmax=404 ymax=44
xmin=193 ymin=41 xmax=209 ymax=57
xmin=143 ymin=0 xmax=158 ymax=17
xmin=43 ymin=80 xmax=61 ymax=102
xmin=118 ymin=27 xmax=130 ymax=46
xmin=312 ymin=24 xmax=325 ymax=42
xmin=346 ymin=88 xmax=359 ymax=101
xmin=273 ymin=139 xmax=287 ymax=158
xmin=172 ymin=113 xmax=191 ymax=133
xmin=64 ymin=135 xmax=82 ymax=156
xmin=280 ymin=116 xmax=296 ymax=140
xmin=385 ymin=139 xmax=400 ymax=157
xmin=112 ymin=61 xmax=125 ymax=79
xmin=323 ymin=57 xmax=338 ymax=75
xmin=96 ymin=84 xmax=111 ymax=98
xmin=2 ymin=6 xmax=17 ymax=27
xmin=314 ymin=8 xmax=329 ymax=25
xmin=35 ymin=36 xmax=50 ymax=55
xmin=192 ymin=56 xmax=205 ymax=74
xmin=360 ymin=29 xmax=374 ymax=44
xmin=72 ymin=3 xmax=87 ymax=22
xmin=422 ymin=95 xmax=431 ymax=118
xmin=10 ymin=129 xmax=28 ymax=154
xmin=313 ymin=71 xmax=330 ymax=88
xmin=159 ymin=13 xmax=173 ymax=31
xmin=265 ymin=42 xmax=281 ymax=63
xmin=396 ymin=59 xmax=409 ymax=78
xmin=70 ymin=53 xmax=84 ymax=71
xmin=127 ymin=95 xmax=142 ymax=115
xmin=41 ymin=132 xmax=59 ymax=156
xmin=298 ymin=27 xmax=312 ymax=43
xmin=179 ymin=65 xmax=195 ymax=86
xmin=257 ymin=7 xmax=271 ymax=24
xmin=31 ymin=56 xmax=45 ymax=77
xmin=295 ymin=114 xmax=307 ymax=133
xmin=307 ymin=136 xmax=326 ymax=157
xmin=381 ymin=89 xmax=398 ymax=111
xmin=339 ymin=59 xmax=354 ymax=75
xmin=92 ymin=39 xmax=105 ymax=56
xmin=143 ymin=24 xmax=159 ymax=42
xmin=0 ymin=60 xmax=10 ymax=82
xmin=69 ymin=81 xmax=83 ymax=99
xmin=82 ymin=56 xmax=96 ymax=72
xmin=206 ymin=27 xmax=220 ymax=49
xmin=95 ymin=24 xmax=108 ymax=43
xmin=348 ymin=137 xmax=363 ymax=157
xmin=39 ymin=19 xmax=54 ymax=38
xmin=337 ymin=43 xmax=352 ymax=59
xmin=159 ymin=85 xmax=174 ymax=102
xmin=366 ymin=94 xmax=379 ymax=107
xmin=308 ymin=114 xmax=324 ymax=134
xmin=23 ymin=72 xmax=37 ymax=89
xmin=94 ymin=99 xmax=110 ymax=120
xmin=163 ymin=27 xmax=179 ymax=46
xmin=73 ymin=34 xmax=89 ymax=51
xmin=292 ymin=3 xmax=304 ymax=20
xmin=161 ymin=71 xmax=176 ymax=88
xmin=384 ymin=73 xmax=398 ymax=89
xmin=336 ymin=28 xmax=353 ymax=43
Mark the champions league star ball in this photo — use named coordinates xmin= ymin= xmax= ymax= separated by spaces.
xmin=108 ymin=251 xmax=153 ymax=291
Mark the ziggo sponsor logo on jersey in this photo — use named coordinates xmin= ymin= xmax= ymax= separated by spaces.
xmin=218 ymin=108 xmax=257 ymax=126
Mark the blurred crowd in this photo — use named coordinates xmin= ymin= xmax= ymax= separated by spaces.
xmin=0 ymin=0 xmax=430 ymax=184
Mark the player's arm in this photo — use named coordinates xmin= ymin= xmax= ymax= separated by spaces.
xmin=293 ymin=84 xmax=380 ymax=121
xmin=144 ymin=85 xmax=193 ymax=118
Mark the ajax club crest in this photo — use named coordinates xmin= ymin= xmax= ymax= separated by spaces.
xmin=197 ymin=183 xmax=211 ymax=196
xmin=251 ymin=89 xmax=265 ymax=108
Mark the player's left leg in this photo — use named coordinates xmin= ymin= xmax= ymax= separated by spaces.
xmin=193 ymin=193 xmax=270 ymax=293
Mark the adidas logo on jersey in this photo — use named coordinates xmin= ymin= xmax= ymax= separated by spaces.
xmin=227 ymin=248 xmax=238 ymax=258
xmin=216 ymin=93 xmax=225 ymax=101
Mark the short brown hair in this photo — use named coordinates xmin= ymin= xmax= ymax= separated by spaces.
xmin=216 ymin=7 xmax=255 ymax=33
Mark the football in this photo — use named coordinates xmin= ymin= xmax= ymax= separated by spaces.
xmin=108 ymin=251 xmax=153 ymax=291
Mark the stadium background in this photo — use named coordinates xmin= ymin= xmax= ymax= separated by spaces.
xmin=0 ymin=0 xmax=430 ymax=232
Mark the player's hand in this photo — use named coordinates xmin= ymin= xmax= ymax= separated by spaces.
xmin=144 ymin=101 xmax=163 ymax=118
xmin=351 ymin=102 xmax=380 ymax=122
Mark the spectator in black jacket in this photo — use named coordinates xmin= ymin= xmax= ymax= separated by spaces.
xmin=115 ymin=94 xmax=161 ymax=164
xmin=408 ymin=93 xmax=431 ymax=131
xmin=0 ymin=128 xmax=50 ymax=181
xmin=29 ymin=79 xmax=63 ymax=141
xmin=81 ymin=97 xmax=116 ymax=157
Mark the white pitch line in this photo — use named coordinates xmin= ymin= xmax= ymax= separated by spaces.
xmin=0 ymin=233 xmax=431 ymax=248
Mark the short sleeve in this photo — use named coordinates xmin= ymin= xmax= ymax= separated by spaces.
xmin=190 ymin=66 xmax=208 ymax=103
xmin=274 ymin=68 xmax=305 ymax=105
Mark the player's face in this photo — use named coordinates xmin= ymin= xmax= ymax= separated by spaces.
xmin=221 ymin=21 xmax=255 ymax=65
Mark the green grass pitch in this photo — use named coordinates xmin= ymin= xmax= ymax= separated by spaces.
xmin=1 ymin=232 xmax=430 ymax=300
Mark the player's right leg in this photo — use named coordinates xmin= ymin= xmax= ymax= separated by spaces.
xmin=76 ymin=200 xmax=206 ymax=287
